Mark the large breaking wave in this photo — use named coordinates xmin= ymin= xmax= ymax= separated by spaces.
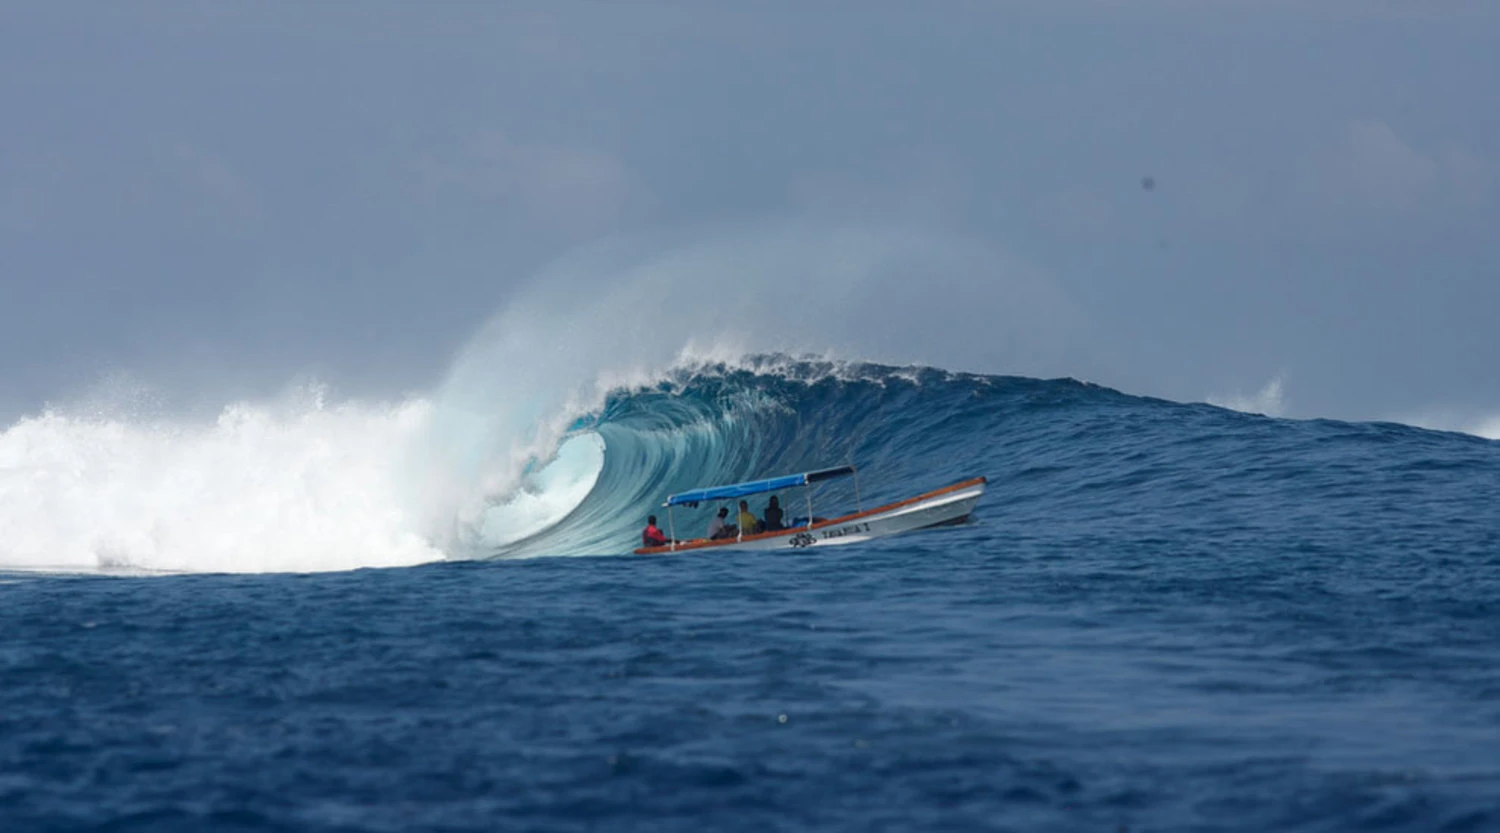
xmin=3 ymin=353 xmax=1497 ymax=574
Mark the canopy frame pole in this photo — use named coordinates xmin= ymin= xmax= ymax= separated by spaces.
xmin=668 ymin=506 xmax=676 ymax=552
xmin=805 ymin=484 xmax=814 ymax=529
xmin=737 ymin=504 xmax=744 ymax=542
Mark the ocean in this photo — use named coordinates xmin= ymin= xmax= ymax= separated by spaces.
xmin=2 ymin=359 xmax=1498 ymax=831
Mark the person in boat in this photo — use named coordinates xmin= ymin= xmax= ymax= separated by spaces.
xmin=763 ymin=495 xmax=785 ymax=531
xmin=738 ymin=500 xmax=761 ymax=535
xmin=707 ymin=507 xmax=736 ymax=540
xmin=641 ymin=515 xmax=670 ymax=549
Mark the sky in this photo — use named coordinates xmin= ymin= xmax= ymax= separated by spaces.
xmin=2 ymin=2 xmax=1497 ymax=432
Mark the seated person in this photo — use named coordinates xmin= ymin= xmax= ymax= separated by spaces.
xmin=641 ymin=515 xmax=670 ymax=548
xmin=707 ymin=507 xmax=737 ymax=540
xmin=763 ymin=495 xmax=785 ymax=531
xmin=738 ymin=500 xmax=762 ymax=535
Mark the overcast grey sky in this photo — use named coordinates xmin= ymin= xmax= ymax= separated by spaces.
xmin=3 ymin=3 xmax=1497 ymax=429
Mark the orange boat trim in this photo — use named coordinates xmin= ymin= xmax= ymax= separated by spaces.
xmin=633 ymin=475 xmax=987 ymax=555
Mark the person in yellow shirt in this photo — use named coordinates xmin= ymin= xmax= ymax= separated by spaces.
xmin=738 ymin=500 xmax=761 ymax=536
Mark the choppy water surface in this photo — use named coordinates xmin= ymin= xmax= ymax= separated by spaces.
xmin=3 ymin=362 xmax=1498 ymax=831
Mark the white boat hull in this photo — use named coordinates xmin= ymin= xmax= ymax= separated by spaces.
xmin=636 ymin=477 xmax=985 ymax=554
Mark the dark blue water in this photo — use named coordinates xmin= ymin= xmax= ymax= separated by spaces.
xmin=4 ymin=362 xmax=1499 ymax=831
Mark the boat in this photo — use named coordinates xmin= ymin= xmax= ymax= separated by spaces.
xmin=634 ymin=465 xmax=986 ymax=554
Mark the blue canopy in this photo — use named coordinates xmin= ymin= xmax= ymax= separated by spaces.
xmin=665 ymin=465 xmax=855 ymax=508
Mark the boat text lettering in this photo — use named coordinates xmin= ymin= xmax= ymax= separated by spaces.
xmin=820 ymin=522 xmax=872 ymax=540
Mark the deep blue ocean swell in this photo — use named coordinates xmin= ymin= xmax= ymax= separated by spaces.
xmin=4 ymin=360 xmax=1500 ymax=831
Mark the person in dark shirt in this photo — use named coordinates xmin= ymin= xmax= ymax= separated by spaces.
xmin=763 ymin=495 xmax=785 ymax=531
xmin=641 ymin=515 xmax=669 ymax=548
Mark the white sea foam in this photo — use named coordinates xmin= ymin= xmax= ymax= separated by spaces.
xmin=0 ymin=389 xmax=447 ymax=573
xmin=1395 ymin=410 xmax=1500 ymax=441
xmin=1208 ymin=376 xmax=1287 ymax=417
xmin=1475 ymin=416 xmax=1500 ymax=440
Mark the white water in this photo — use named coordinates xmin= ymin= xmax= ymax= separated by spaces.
xmin=1400 ymin=410 xmax=1500 ymax=441
xmin=0 ymin=388 xmax=612 ymax=574
xmin=0 ymin=391 xmax=444 ymax=573
xmin=1208 ymin=376 xmax=1288 ymax=418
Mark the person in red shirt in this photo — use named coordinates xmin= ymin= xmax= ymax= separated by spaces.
xmin=641 ymin=515 xmax=669 ymax=548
